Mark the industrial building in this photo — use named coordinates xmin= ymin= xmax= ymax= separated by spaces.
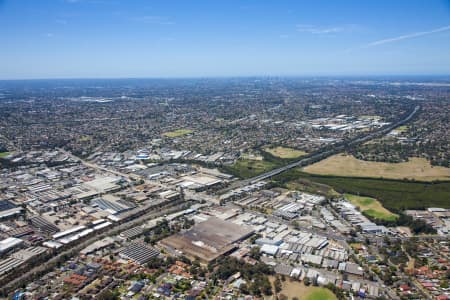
xmin=0 ymin=237 xmax=24 ymax=255
xmin=119 ymin=242 xmax=160 ymax=265
xmin=160 ymin=217 xmax=254 ymax=263
xmin=0 ymin=200 xmax=23 ymax=220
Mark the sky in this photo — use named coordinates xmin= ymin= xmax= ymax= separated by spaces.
xmin=1 ymin=0 xmax=450 ymax=79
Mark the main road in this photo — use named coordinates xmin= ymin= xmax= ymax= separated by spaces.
xmin=222 ymin=105 xmax=420 ymax=191
xmin=0 ymin=202 xmax=187 ymax=295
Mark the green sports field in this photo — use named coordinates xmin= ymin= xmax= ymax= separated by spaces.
xmin=0 ymin=152 xmax=10 ymax=158
xmin=345 ymin=193 xmax=398 ymax=221
xmin=162 ymin=129 xmax=193 ymax=138
xmin=304 ymin=287 xmax=338 ymax=300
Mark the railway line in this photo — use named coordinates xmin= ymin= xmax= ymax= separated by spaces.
xmin=249 ymin=105 xmax=420 ymax=183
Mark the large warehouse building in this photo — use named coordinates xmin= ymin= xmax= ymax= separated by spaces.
xmin=160 ymin=217 xmax=254 ymax=263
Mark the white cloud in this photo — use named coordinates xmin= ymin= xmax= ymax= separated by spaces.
xmin=296 ymin=24 xmax=344 ymax=34
xmin=366 ymin=25 xmax=450 ymax=47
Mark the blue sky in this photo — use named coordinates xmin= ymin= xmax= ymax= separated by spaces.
xmin=1 ymin=0 xmax=450 ymax=79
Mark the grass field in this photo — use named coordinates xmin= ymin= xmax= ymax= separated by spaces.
xmin=240 ymin=152 xmax=264 ymax=161
xmin=263 ymin=146 xmax=307 ymax=159
xmin=273 ymin=169 xmax=450 ymax=211
xmin=223 ymin=159 xmax=279 ymax=178
xmin=268 ymin=277 xmax=337 ymax=300
xmin=349 ymin=243 xmax=364 ymax=252
xmin=304 ymin=287 xmax=338 ymax=300
xmin=162 ymin=129 xmax=193 ymax=138
xmin=286 ymin=178 xmax=339 ymax=198
xmin=345 ymin=193 xmax=398 ymax=221
xmin=78 ymin=135 xmax=92 ymax=142
xmin=393 ymin=125 xmax=409 ymax=133
xmin=303 ymin=154 xmax=450 ymax=182
xmin=0 ymin=152 xmax=11 ymax=158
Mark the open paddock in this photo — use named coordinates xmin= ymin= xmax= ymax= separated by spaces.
xmin=303 ymin=154 xmax=450 ymax=182
xmin=264 ymin=146 xmax=308 ymax=159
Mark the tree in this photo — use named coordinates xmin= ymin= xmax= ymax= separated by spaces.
xmin=304 ymin=277 xmax=311 ymax=286
xmin=274 ymin=276 xmax=282 ymax=294
xmin=240 ymin=283 xmax=249 ymax=295
xmin=249 ymin=246 xmax=261 ymax=260
xmin=249 ymin=282 xmax=261 ymax=296
xmin=249 ymin=233 xmax=262 ymax=243
xmin=260 ymin=276 xmax=273 ymax=295
xmin=97 ymin=290 xmax=118 ymax=300
xmin=147 ymin=257 xmax=163 ymax=269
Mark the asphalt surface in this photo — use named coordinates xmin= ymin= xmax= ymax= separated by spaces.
xmin=3 ymin=105 xmax=422 ymax=296
xmin=1 ymin=203 xmax=186 ymax=295
xmin=222 ymin=105 xmax=420 ymax=192
xmin=251 ymin=105 xmax=420 ymax=182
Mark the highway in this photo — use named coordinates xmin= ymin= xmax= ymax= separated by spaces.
xmin=248 ymin=105 xmax=420 ymax=183
xmin=1 ymin=105 xmax=421 ymax=296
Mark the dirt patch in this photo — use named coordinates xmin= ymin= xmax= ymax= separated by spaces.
xmin=303 ymin=154 xmax=450 ymax=182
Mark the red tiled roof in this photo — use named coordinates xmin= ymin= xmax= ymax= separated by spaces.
xmin=399 ymin=284 xmax=410 ymax=291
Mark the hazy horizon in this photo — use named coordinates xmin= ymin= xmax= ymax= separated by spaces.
xmin=1 ymin=0 xmax=450 ymax=79
xmin=1 ymin=74 xmax=450 ymax=82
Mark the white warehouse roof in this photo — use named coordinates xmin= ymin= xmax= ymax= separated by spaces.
xmin=0 ymin=237 xmax=23 ymax=253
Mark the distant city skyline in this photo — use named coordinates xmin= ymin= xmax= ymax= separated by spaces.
xmin=1 ymin=0 xmax=450 ymax=79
